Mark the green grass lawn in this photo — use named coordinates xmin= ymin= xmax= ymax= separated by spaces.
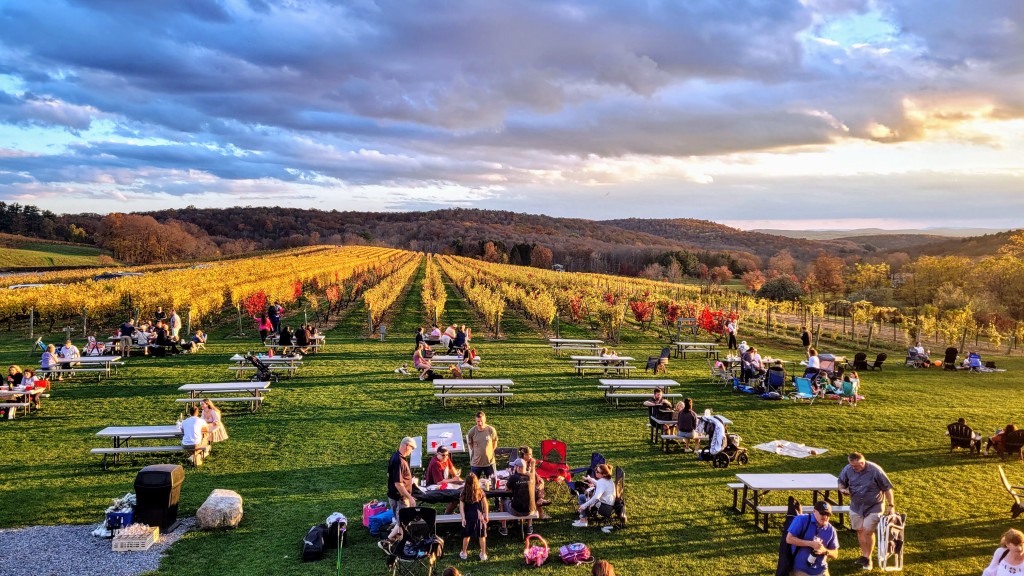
xmin=0 ymin=261 xmax=1018 ymax=575
xmin=0 ymin=242 xmax=113 ymax=268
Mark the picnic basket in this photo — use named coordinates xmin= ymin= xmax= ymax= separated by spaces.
xmin=112 ymin=525 xmax=159 ymax=552
xmin=523 ymin=533 xmax=549 ymax=567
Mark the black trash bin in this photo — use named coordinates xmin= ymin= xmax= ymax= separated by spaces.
xmin=134 ymin=464 xmax=184 ymax=533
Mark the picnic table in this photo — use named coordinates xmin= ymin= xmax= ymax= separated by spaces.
xmin=672 ymin=342 xmax=720 ymax=359
xmin=176 ymin=381 xmax=271 ymax=412
xmin=597 ymin=378 xmax=680 ymax=407
xmin=733 ymin=473 xmax=846 ymax=532
xmin=570 ymin=355 xmax=635 ymax=377
xmin=92 ymin=424 xmax=183 ymax=469
xmin=433 ymin=379 xmax=513 ymax=408
xmin=549 ymin=338 xmax=603 ymax=356
xmin=47 ymin=355 xmax=123 ymax=380
xmin=426 ymin=422 xmax=465 ymax=454
xmin=229 ymin=353 xmax=302 ymax=377
xmin=0 ymin=387 xmax=45 ymax=418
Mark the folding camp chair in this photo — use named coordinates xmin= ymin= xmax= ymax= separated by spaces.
xmin=876 ymin=512 xmax=905 ymax=572
xmin=536 ymin=439 xmax=571 ymax=503
xmin=387 ymin=507 xmax=443 ymax=576
xmin=791 ymin=377 xmax=820 ymax=404
xmin=765 ymin=369 xmax=786 ymax=395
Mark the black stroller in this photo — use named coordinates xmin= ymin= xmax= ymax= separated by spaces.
xmin=697 ymin=416 xmax=748 ymax=468
xmin=245 ymin=353 xmax=278 ymax=383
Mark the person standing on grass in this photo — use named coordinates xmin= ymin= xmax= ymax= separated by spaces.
xmin=268 ymin=302 xmax=282 ymax=334
xmin=726 ymin=318 xmax=738 ymax=350
xmin=256 ymin=314 xmax=272 ymax=344
xmin=467 ymin=411 xmax=498 ymax=478
xmin=785 ymin=500 xmax=839 ymax=576
xmin=838 ymin=452 xmax=895 ymax=571
xmin=169 ymin=309 xmax=182 ymax=340
xmin=387 ymin=437 xmax=417 ymax=518
xmin=458 ymin=473 xmax=489 ymax=561
xmin=801 ymin=326 xmax=812 ymax=357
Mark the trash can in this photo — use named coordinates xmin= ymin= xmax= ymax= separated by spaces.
xmin=134 ymin=464 xmax=184 ymax=533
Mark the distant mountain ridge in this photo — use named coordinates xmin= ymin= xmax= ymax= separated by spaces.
xmin=751 ymin=227 xmax=1010 ymax=240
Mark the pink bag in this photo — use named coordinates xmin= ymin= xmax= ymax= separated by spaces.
xmin=523 ymin=534 xmax=549 ymax=567
xmin=362 ymin=500 xmax=387 ymax=527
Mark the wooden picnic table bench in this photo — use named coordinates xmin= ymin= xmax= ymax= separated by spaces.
xmin=549 ymin=338 xmax=603 ymax=356
xmin=433 ymin=379 xmax=513 ymax=408
xmin=672 ymin=342 xmax=720 ymax=359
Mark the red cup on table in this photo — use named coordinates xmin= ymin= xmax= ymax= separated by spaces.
xmin=431 ymin=440 xmax=437 ymax=449
xmin=451 ymin=441 xmax=457 ymax=449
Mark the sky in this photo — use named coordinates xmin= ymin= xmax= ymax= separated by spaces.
xmin=0 ymin=0 xmax=1021 ymax=230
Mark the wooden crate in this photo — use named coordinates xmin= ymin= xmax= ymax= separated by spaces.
xmin=111 ymin=526 xmax=159 ymax=552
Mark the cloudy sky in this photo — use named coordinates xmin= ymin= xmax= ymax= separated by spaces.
xmin=0 ymin=0 xmax=1021 ymax=230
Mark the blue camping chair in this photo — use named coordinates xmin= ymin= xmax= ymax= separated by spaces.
xmin=791 ymin=377 xmax=819 ymax=404
xmin=765 ymin=369 xmax=786 ymax=394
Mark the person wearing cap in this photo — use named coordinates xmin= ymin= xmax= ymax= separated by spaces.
xmin=785 ymin=500 xmax=839 ymax=576
xmin=500 ymin=459 xmax=537 ymax=536
xmin=425 ymin=446 xmax=462 ymax=514
xmin=387 ymin=437 xmax=418 ymax=517
xmin=838 ymin=452 xmax=895 ymax=571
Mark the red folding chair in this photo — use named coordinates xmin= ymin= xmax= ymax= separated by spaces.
xmin=536 ymin=439 xmax=572 ymax=504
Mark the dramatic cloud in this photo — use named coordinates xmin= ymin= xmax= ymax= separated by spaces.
xmin=0 ymin=0 xmax=1020 ymax=227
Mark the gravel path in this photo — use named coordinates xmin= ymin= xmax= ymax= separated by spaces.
xmin=0 ymin=517 xmax=195 ymax=576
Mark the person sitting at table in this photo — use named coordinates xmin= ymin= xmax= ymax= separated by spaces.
xmin=746 ymin=347 xmax=766 ymax=380
xmin=58 ymin=339 xmax=81 ymax=366
xmin=294 ymin=324 xmax=312 ymax=354
xmin=425 ymin=446 xmax=462 ymax=513
xmin=154 ymin=320 xmax=180 ymax=354
xmin=180 ymin=329 xmax=206 ymax=353
xmin=674 ymin=398 xmax=700 ymax=452
xmin=415 ymin=327 xmax=426 ymax=350
xmin=441 ymin=323 xmax=457 ymax=349
xmin=500 ymin=459 xmax=537 ymax=536
xmin=449 ymin=325 xmax=468 ymax=354
xmin=200 ymin=398 xmax=228 ymax=443
xmin=643 ymin=387 xmax=672 ymax=411
xmin=40 ymin=344 xmax=61 ymax=380
xmin=513 ymin=446 xmax=549 ymax=516
xmin=572 ymin=463 xmax=618 ymax=532
xmin=766 ymin=360 xmax=787 ymax=392
xmin=21 ymin=368 xmax=44 ymax=409
xmin=988 ymin=423 xmax=1019 ymax=455
xmin=429 ymin=324 xmax=442 ymax=340
xmin=278 ymin=325 xmax=294 ymax=348
xmin=6 ymin=364 xmax=24 ymax=388
xmin=181 ymin=405 xmax=211 ymax=465
xmin=413 ymin=341 xmax=432 ymax=380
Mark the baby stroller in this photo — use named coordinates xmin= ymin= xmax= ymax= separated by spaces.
xmin=245 ymin=353 xmax=278 ymax=383
xmin=697 ymin=416 xmax=748 ymax=468
xmin=386 ymin=507 xmax=444 ymax=576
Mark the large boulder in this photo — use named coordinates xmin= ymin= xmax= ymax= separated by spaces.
xmin=196 ymin=489 xmax=243 ymax=530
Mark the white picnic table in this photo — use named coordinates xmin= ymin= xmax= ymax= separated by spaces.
xmin=598 ymin=378 xmax=679 ymax=406
xmin=426 ymin=422 xmax=466 ymax=454
xmin=549 ymin=338 xmax=603 ymax=356
xmin=570 ymin=355 xmax=635 ymax=377
xmin=433 ymin=379 xmax=513 ymax=408
xmin=93 ymin=425 xmax=184 ymax=468
xmin=653 ymin=412 xmax=732 ymax=446
xmin=177 ymin=381 xmax=271 ymax=412
xmin=49 ymin=355 xmax=123 ymax=379
xmin=734 ymin=473 xmax=845 ymax=531
xmin=672 ymin=342 xmax=720 ymax=359
xmin=429 ymin=355 xmax=481 ymax=364
xmin=229 ymin=353 xmax=302 ymax=377
xmin=0 ymin=387 xmax=45 ymax=418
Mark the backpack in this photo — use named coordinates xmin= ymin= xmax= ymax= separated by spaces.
xmin=559 ymin=542 xmax=593 ymax=565
xmin=301 ymin=525 xmax=325 ymax=562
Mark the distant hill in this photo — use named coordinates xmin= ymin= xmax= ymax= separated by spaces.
xmin=901 ymin=229 xmax=1023 ymax=259
xmin=0 ymin=232 xmax=115 ymax=270
xmin=602 ymin=218 xmax=865 ymax=261
xmin=752 ymin=227 xmax=1009 ymax=240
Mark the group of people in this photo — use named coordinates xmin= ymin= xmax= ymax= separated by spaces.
xmin=2 ymin=364 xmax=48 ymax=417
xmin=411 ymin=338 xmax=477 ymax=380
xmin=275 ymin=323 xmax=319 ymax=354
xmin=382 ymin=411 xmax=616 ymax=565
xmin=178 ymin=398 xmax=228 ymax=466
xmin=115 ymin=310 xmax=205 ymax=355
xmin=418 ymin=323 xmax=472 ymax=353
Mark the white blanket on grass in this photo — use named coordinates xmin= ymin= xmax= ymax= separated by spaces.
xmin=754 ymin=440 xmax=828 ymax=458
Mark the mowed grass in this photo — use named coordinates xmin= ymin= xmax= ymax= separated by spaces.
xmin=0 ymin=242 xmax=113 ymax=268
xmin=0 ymin=261 xmax=1019 ymax=575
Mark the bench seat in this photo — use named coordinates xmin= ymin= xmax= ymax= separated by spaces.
xmin=660 ymin=432 xmax=704 ymax=453
xmin=755 ymin=504 xmax=851 ymax=532
xmin=91 ymin=445 xmax=187 ymax=470
xmin=727 ymin=482 xmax=744 ymax=511
xmin=0 ymin=402 xmax=31 ymax=419
xmin=175 ymin=397 xmax=265 ymax=403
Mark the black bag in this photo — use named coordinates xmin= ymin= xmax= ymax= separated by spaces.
xmin=986 ymin=361 xmax=997 ymax=369
xmin=324 ymin=521 xmax=347 ymax=549
xmin=302 ymin=525 xmax=325 ymax=562
xmin=775 ymin=496 xmax=802 ymax=576
xmin=151 ymin=345 xmax=167 ymax=358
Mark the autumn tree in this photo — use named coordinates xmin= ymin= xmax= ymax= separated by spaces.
xmin=741 ymin=270 xmax=766 ymax=292
xmin=806 ymin=253 xmax=845 ymax=296
xmin=768 ymin=249 xmax=797 ymax=275
xmin=531 ymin=245 xmax=553 ymax=269
xmin=757 ymin=276 xmax=804 ymax=301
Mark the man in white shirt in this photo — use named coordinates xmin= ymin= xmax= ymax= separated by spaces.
xmin=58 ymin=339 xmax=81 ymax=367
xmin=181 ymin=406 xmax=211 ymax=465
xmin=169 ymin=309 xmax=182 ymax=340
